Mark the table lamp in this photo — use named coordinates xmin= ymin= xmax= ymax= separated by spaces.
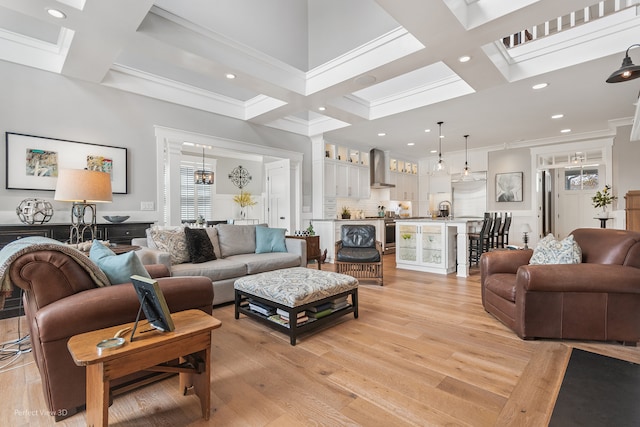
xmin=54 ymin=169 xmax=112 ymax=244
xmin=521 ymin=223 xmax=532 ymax=249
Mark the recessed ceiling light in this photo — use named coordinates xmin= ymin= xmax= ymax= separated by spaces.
xmin=46 ymin=8 xmax=66 ymax=19
xmin=407 ymin=142 xmax=415 ymax=146
xmin=318 ymin=106 xmax=326 ymax=111
xmin=561 ymin=129 xmax=571 ymax=133
xmin=225 ymin=73 xmax=236 ymax=79
xmin=430 ymin=149 xmax=437 ymax=153
xmin=458 ymin=55 xmax=471 ymax=63
xmin=377 ymin=132 xmax=386 ymax=137
xmin=424 ymin=129 xmax=431 ymax=133
xmin=551 ymin=114 xmax=564 ymax=119
xmin=532 ymin=83 xmax=548 ymax=90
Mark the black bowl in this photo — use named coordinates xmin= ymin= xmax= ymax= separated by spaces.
xmin=103 ymin=215 xmax=130 ymax=223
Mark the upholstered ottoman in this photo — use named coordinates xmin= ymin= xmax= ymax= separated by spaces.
xmin=234 ymin=267 xmax=358 ymax=345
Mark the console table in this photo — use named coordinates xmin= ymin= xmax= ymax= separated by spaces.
xmin=0 ymin=221 xmax=152 ymax=319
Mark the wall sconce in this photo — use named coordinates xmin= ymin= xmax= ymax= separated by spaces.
xmin=521 ymin=223 xmax=532 ymax=249
xmin=54 ymin=169 xmax=112 ymax=244
xmin=606 ymin=44 xmax=640 ymax=83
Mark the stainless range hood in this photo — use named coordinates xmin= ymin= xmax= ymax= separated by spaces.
xmin=370 ymin=149 xmax=395 ymax=188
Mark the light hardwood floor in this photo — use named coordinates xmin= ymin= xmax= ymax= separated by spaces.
xmin=1 ymin=255 xmax=639 ymax=426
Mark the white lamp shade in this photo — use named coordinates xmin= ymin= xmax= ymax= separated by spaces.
xmin=520 ymin=223 xmax=532 ymax=233
xmin=54 ymin=169 xmax=113 ymax=203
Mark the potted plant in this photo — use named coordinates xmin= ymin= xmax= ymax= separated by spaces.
xmin=341 ymin=206 xmax=351 ymax=219
xmin=592 ymin=185 xmax=617 ymax=217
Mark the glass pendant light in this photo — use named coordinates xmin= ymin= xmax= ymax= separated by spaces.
xmin=194 ymin=147 xmax=214 ymax=185
xmin=461 ymin=134 xmax=474 ymax=181
xmin=432 ymin=121 xmax=449 ymax=175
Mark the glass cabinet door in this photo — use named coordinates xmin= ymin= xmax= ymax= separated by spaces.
xmin=421 ymin=224 xmax=443 ymax=265
xmin=397 ymin=223 xmax=418 ymax=262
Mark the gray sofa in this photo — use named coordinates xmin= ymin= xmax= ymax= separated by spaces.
xmin=132 ymin=223 xmax=306 ymax=305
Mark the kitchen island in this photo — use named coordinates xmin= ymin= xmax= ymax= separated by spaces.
xmin=395 ymin=218 xmax=481 ymax=278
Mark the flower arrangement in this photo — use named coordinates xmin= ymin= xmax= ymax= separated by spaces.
xmin=592 ymin=185 xmax=617 ymax=210
xmin=233 ymin=191 xmax=257 ymax=208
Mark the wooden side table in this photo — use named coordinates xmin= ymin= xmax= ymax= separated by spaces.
xmin=288 ymin=235 xmax=322 ymax=269
xmin=67 ymin=309 xmax=221 ymax=426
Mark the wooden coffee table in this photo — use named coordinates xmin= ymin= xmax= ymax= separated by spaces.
xmin=67 ymin=309 xmax=221 ymax=426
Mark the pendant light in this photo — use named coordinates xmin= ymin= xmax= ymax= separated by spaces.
xmin=461 ymin=134 xmax=474 ymax=181
xmin=432 ymin=121 xmax=448 ymax=175
xmin=194 ymin=147 xmax=214 ymax=185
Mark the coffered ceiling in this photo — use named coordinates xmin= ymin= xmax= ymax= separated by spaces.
xmin=1 ymin=0 xmax=639 ymax=157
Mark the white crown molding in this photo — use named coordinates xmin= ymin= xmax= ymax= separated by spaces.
xmin=305 ymin=27 xmax=424 ymax=95
xmin=0 ymin=27 xmax=74 ymax=73
xmin=264 ymin=114 xmax=350 ymax=137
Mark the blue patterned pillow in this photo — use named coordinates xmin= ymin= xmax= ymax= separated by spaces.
xmin=529 ymin=234 xmax=582 ymax=265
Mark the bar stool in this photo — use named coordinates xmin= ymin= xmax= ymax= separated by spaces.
xmin=496 ymin=212 xmax=512 ymax=248
xmin=468 ymin=213 xmax=493 ymax=266
xmin=489 ymin=213 xmax=502 ymax=249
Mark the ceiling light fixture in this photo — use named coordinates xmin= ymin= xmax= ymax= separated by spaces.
xmin=318 ymin=106 xmax=326 ymax=111
xmin=561 ymin=129 xmax=571 ymax=133
xmin=432 ymin=121 xmax=448 ymax=175
xmin=458 ymin=55 xmax=471 ymax=63
xmin=461 ymin=134 xmax=474 ymax=181
xmin=532 ymin=83 xmax=548 ymax=90
xmin=407 ymin=142 xmax=415 ymax=146
xmin=551 ymin=114 xmax=564 ymax=119
xmin=46 ymin=8 xmax=66 ymax=19
xmin=225 ymin=73 xmax=236 ymax=79
xmin=378 ymin=132 xmax=386 ymax=136
xmin=194 ymin=147 xmax=214 ymax=185
xmin=606 ymin=44 xmax=640 ymax=83
xmin=424 ymin=129 xmax=431 ymax=133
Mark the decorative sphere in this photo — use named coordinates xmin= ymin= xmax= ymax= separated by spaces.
xmin=16 ymin=199 xmax=54 ymax=224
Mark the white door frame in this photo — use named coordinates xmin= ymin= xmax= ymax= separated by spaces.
xmin=530 ymin=137 xmax=613 ymax=240
xmin=154 ymin=126 xmax=303 ymax=227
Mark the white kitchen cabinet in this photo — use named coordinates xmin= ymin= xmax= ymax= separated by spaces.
xmin=396 ymin=221 xmax=456 ymax=274
xmin=324 ymin=162 xmax=337 ymax=197
xmin=336 ymin=163 xmax=349 ymax=197
xmin=323 ymin=159 xmax=369 ymax=200
xmin=390 ymin=171 xmax=418 ymax=202
xmin=358 ymin=165 xmax=370 ymax=199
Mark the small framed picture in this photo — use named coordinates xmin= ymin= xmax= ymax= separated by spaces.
xmin=496 ymin=172 xmax=523 ymax=202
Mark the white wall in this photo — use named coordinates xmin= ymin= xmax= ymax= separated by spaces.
xmin=0 ymin=60 xmax=312 ymax=225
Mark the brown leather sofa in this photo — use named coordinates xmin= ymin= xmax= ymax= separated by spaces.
xmin=8 ymin=249 xmax=213 ymax=420
xmin=480 ymin=228 xmax=640 ymax=345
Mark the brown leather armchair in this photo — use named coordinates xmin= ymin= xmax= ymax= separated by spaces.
xmin=481 ymin=228 xmax=640 ymax=345
xmin=8 ymin=249 xmax=213 ymax=420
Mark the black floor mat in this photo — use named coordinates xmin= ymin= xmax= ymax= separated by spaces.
xmin=549 ymin=349 xmax=640 ymax=427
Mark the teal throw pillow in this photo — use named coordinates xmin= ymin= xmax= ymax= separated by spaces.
xmin=255 ymin=227 xmax=287 ymax=254
xmin=89 ymin=240 xmax=151 ymax=285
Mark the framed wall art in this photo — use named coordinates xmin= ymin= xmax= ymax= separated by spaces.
xmin=5 ymin=133 xmax=128 ymax=193
xmin=496 ymin=172 xmax=523 ymax=202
